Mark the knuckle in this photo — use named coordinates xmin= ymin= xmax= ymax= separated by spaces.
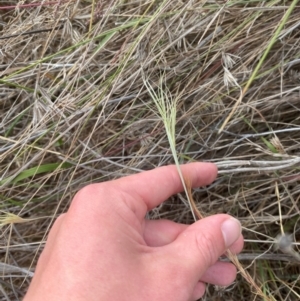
xmin=195 ymin=231 xmax=220 ymax=266
xmin=70 ymin=183 xmax=99 ymax=208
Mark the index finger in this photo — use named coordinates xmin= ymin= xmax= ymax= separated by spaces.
xmin=110 ymin=162 xmax=217 ymax=217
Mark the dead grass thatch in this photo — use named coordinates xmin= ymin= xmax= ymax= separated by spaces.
xmin=1 ymin=0 xmax=300 ymax=300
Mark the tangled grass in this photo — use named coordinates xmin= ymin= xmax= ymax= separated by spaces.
xmin=1 ymin=0 xmax=300 ymax=299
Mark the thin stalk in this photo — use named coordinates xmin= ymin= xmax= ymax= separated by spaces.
xmin=144 ymin=77 xmax=197 ymax=221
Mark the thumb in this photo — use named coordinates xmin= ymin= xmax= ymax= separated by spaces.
xmin=162 ymin=214 xmax=242 ymax=280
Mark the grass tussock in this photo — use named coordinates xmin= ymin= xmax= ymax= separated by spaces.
xmin=1 ymin=0 xmax=300 ymax=299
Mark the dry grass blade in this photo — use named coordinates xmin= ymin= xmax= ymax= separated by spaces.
xmin=184 ymin=179 xmax=274 ymax=301
xmin=1 ymin=0 xmax=300 ymax=299
xmin=218 ymin=0 xmax=299 ymax=133
xmin=226 ymin=250 xmax=275 ymax=301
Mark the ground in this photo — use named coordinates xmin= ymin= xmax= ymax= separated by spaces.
xmin=1 ymin=0 xmax=300 ymax=300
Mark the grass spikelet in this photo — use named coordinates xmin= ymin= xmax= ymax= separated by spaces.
xmin=2 ymin=0 xmax=300 ymax=298
xmin=0 ymin=211 xmax=33 ymax=226
xmin=143 ymin=75 xmax=197 ymax=221
xmin=145 ymin=74 xmax=274 ymax=300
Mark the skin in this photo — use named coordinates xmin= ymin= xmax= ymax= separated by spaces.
xmin=24 ymin=162 xmax=243 ymax=301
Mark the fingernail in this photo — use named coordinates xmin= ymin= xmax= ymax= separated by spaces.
xmin=221 ymin=218 xmax=241 ymax=248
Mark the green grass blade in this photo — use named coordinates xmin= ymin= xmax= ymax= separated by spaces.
xmin=0 ymin=162 xmax=72 ymax=185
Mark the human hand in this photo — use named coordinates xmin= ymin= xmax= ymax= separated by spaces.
xmin=24 ymin=163 xmax=243 ymax=301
